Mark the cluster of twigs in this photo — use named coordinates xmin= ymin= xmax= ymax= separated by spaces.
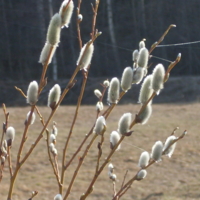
xmin=0 ymin=1 xmax=186 ymax=200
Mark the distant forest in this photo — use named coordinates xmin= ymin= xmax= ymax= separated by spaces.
xmin=1 ymin=0 xmax=200 ymax=81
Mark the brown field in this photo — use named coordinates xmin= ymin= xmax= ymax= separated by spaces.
xmin=0 ymin=103 xmax=200 ymax=200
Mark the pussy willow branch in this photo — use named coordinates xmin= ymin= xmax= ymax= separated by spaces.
xmin=113 ymin=130 xmax=187 ymax=199
xmin=91 ymin=0 xmax=100 ymax=40
xmin=7 ymin=147 xmax=13 ymax=177
xmin=95 ymin=133 xmax=104 ymax=173
xmin=63 ymin=134 xmax=98 ymax=200
xmin=77 ymin=0 xmax=82 ymax=49
xmin=149 ymin=24 xmax=176 ymax=54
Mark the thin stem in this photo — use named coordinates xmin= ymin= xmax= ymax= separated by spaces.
xmin=77 ymin=0 xmax=82 ymax=49
xmin=7 ymin=147 xmax=13 ymax=177
xmin=91 ymin=0 xmax=100 ymax=40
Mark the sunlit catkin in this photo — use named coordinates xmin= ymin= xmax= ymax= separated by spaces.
xmin=138 ymin=151 xmax=150 ymax=168
xmin=138 ymin=75 xmax=153 ymax=104
xmin=139 ymin=40 xmax=145 ymax=49
xmin=6 ymin=127 xmax=15 ymax=146
xmin=39 ymin=43 xmax=57 ymax=65
xmin=94 ymin=89 xmax=102 ymax=99
xmin=121 ymin=66 xmax=133 ymax=92
xmin=152 ymin=64 xmax=165 ymax=95
xmin=77 ymin=41 xmax=94 ymax=70
xmin=136 ymin=169 xmax=147 ymax=180
xmin=96 ymin=101 xmax=103 ymax=111
xmin=132 ymin=67 xmax=145 ymax=84
xmin=107 ymin=77 xmax=120 ymax=104
xmin=118 ymin=113 xmax=132 ymax=135
xmin=26 ymin=111 xmax=36 ymax=125
xmin=132 ymin=49 xmax=139 ymax=62
xmin=163 ymin=135 xmax=177 ymax=157
xmin=137 ymin=104 xmax=152 ymax=124
xmin=137 ymin=47 xmax=149 ymax=68
xmin=27 ymin=81 xmax=38 ymax=105
xmin=59 ymin=0 xmax=74 ymax=28
xmin=47 ymin=13 xmax=61 ymax=45
xmin=151 ymin=141 xmax=163 ymax=162
xmin=48 ymin=84 xmax=61 ymax=109
xmin=54 ymin=194 xmax=63 ymax=200
xmin=93 ymin=116 xmax=106 ymax=135
xmin=110 ymin=131 xmax=121 ymax=150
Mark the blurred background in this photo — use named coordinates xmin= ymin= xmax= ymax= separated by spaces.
xmin=1 ymin=0 xmax=200 ymax=105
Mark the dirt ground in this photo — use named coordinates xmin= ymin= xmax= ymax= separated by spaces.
xmin=0 ymin=103 xmax=200 ymax=200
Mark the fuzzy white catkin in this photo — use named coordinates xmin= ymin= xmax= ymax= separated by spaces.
xmin=136 ymin=169 xmax=147 ymax=180
xmin=132 ymin=49 xmax=139 ymax=62
xmin=49 ymin=143 xmax=55 ymax=152
xmin=107 ymin=77 xmax=120 ymax=104
xmin=137 ymin=47 xmax=149 ymax=68
xmin=6 ymin=127 xmax=15 ymax=142
xmin=163 ymin=135 xmax=177 ymax=157
xmin=96 ymin=101 xmax=103 ymax=111
xmin=59 ymin=0 xmax=74 ymax=28
xmin=137 ymin=104 xmax=152 ymax=124
xmin=54 ymin=194 xmax=63 ymax=200
xmin=26 ymin=111 xmax=36 ymax=125
xmin=94 ymin=89 xmax=102 ymax=99
xmin=47 ymin=13 xmax=62 ymax=45
xmin=138 ymin=75 xmax=153 ymax=104
xmin=103 ymin=80 xmax=110 ymax=87
xmin=110 ymin=173 xmax=117 ymax=181
xmin=151 ymin=141 xmax=163 ymax=162
xmin=77 ymin=42 xmax=94 ymax=70
xmin=39 ymin=43 xmax=57 ymax=65
xmin=139 ymin=40 xmax=145 ymax=49
xmin=52 ymin=125 xmax=58 ymax=137
xmin=108 ymin=163 xmax=114 ymax=173
xmin=118 ymin=113 xmax=132 ymax=135
xmin=48 ymin=84 xmax=61 ymax=107
xmin=138 ymin=151 xmax=150 ymax=168
xmin=132 ymin=67 xmax=145 ymax=84
xmin=152 ymin=64 xmax=165 ymax=95
xmin=121 ymin=67 xmax=133 ymax=92
xmin=50 ymin=134 xmax=56 ymax=143
xmin=110 ymin=131 xmax=121 ymax=150
xmin=27 ymin=81 xmax=38 ymax=105
xmin=93 ymin=116 xmax=106 ymax=135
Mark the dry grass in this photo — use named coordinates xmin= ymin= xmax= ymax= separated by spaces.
xmin=0 ymin=103 xmax=200 ymax=200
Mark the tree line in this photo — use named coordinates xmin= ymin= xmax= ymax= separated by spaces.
xmin=0 ymin=0 xmax=200 ymax=81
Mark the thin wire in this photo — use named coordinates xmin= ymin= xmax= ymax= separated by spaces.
xmin=157 ymin=40 xmax=200 ymax=47
xmin=122 ymin=141 xmax=146 ymax=152
xmin=151 ymin=55 xmax=172 ymax=63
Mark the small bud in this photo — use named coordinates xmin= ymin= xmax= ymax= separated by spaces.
xmin=110 ymin=131 xmax=121 ymax=150
xmin=108 ymin=163 xmax=114 ymax=173
xmin=137 ymin=47 xmax=149 ymax=68
xmin=48 ymin=84 xmax=61 ymax=109
xmin=139 ymin=40 xmax=145 ymax=49
xmin=132 ymin=67 xmax=145 ymax=84
xmin=118 ymin=113 xmax=132 ymax=135
xmin=136 ymin=104 xmax=152 ymax=125
xmin=132 ymin=49 xmax=139 ymax=62
xmin=94 ymin=89 xmax=102 ymax=99
xmin=49 ymin=143 xmax=55 ymax=152
xmin=77 ymin=41 xmax=94 ymax=70
xmin=163 ymin=135 xmax=177 ymax=157
xmin=54 ymin=194 xmax=63 ymax=200
xmin=109 ymin=173 xmax=117 ymax=181
xmin=6 ymin=127 xmax=15 ymax=146
xmin=107 ymin=77 xmax=120 ymax=104
xmin=138 ymin=75 xmax=153 ymax=104
xmin=136 ymin=169 xmax=147 ymax=180
xmin=151 ymin=64 xmax=165 ymax=95
xmin=50 ymin=134 xmax=56 ymax=144
xmin=138 ymin=151 xmax=150 ymax=168
xmin=47 ymin=13 xmax=61 ymax=45
xmin=96 ymin=101 xmax=103 ymax=111
xmin=39 ymin=43 xmax=57 ymax=65
xmin=93 ymin=116 xmax=106 ymax=135
xmin=78 ymin=14 xmax=83 ymax=22
xmin=151 ymin=141 xmax=163 ymax=162
xmin=26 ymin=111 xmax=36 ymax=125
xmin=121 ymin=67 xmax=133 ymax=92
xmin=103 ymin=80 xmax=110 ymax=87
xmin=27 ymin=81 xmax=38 ymax=105
xmin=52 ymin=147 xmax=58 ymax=156
xmin=52 ymin=124 xmax=58 ymax=137
xmin=59 ymin=0 xmax=74 ymax=28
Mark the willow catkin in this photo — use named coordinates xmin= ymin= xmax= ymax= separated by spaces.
xmin=77 ymin=42 xmax=94 ymax=70
xmin=132 ymin=49 xmax=139 ymax=62
xmin=138 ymin=75 xmax=153 ymax=104
xmin=132 ymin=67 xmax=145 ymax=84
xmin=48 ymin=84 xmax=61 ymax=108
xmin=118 ymin=113 xmax=132 ymax=135
xmin=39 ymin=43 xmax=57 ymax=65
xmin=59 ymin=0 xmax=74 ymax=28
xmin=6 ymin=127 xmax=15 ymax=146
xmin=26 ymin=111 xmax=36 ymax=125
xmin=107 ymin=77 xmax=120 ymax=104
xmin=152 ymin=64 xmax=165 ymax=95
xmin=46 ymin=13 xmax=62 ymax=45
xmin=121 ymin=66 xmax=133 ymax=92
xmin=137 ymin=104 xmax=152 ymax=124
xmin=151 ymin=141 xmax=163 ymax=162
xmin=54 ymin=194 xmax=63 ymax=200
xmin=136 ymin=169 xmax=147 ymax=180
xmin=27 ymin=81 xmax=38 ymax=105
xmin=137 ymin=47 xmax=149 ymax=68
xmin=93 ymin=116 xmax=106 ymax=135
xmin=163 ymin=135 xmax=177 ymax=157
xmin=110 ymin=131 xmax=121 ymax=150
xmin=138 ymin=151 xmax=150 ymax=168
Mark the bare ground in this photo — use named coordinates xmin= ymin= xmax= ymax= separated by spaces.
xmin=0 ymin=103 xmax=200 ymax=200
